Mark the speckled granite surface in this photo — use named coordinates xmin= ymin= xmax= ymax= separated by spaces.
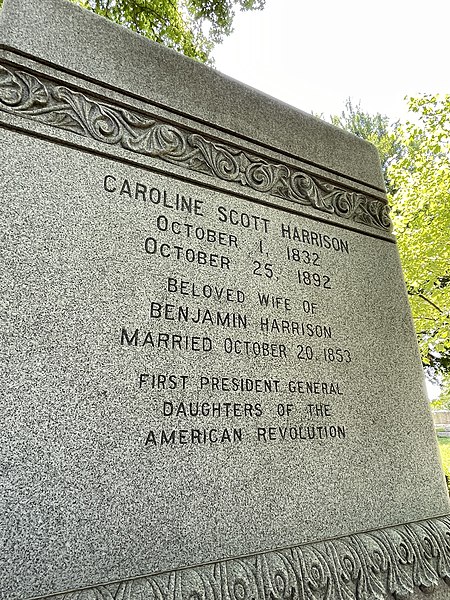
xmin=0 ymin=1 xmax=448 ymax=599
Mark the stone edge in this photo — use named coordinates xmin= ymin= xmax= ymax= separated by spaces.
xmin=0 ymin=62 xmax=392 ymax=233
xmin=0 ymin=0 xmax=386 ymax=190
xmin=29 ymin=515 xmax=450 ymax=600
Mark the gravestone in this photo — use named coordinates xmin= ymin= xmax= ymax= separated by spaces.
xmin=1 ymin=1 xmax=449 ymax=599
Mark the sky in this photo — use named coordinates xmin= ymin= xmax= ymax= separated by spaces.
xmin=214 ymin=1 xmax=448 ymax=400
xmin=213 ymin=0 xmax=450 ymax=123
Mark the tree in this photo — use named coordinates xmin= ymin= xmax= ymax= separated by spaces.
xmin=0 ymin=0 xmax=264 ymax=62
xmin=69 ymin=0 xmax=265 ymax=62
xmin=330 ymin=96 xmax=450 ymax=397
xmin=389 ymin=95 xmax=450 ymax=385
xmin=329 ymin=99 xmax=404 ymax=194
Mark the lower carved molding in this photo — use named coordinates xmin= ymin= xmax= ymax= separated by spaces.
xmin=38 ymin=515 xmax=450 ymax=600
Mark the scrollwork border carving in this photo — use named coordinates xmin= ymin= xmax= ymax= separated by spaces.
xmin=0 ymin=64 xmax=391 ymax=232
xmin=34 ymin=515 xmax=450 ymax=600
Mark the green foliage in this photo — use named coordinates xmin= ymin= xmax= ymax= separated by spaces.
xmin=431 ymin=378 xmax=450 ymax=410
xmin=437 ymin=437 xmax=450 ymax=493
xmin=440 ymin=376 xmax=450 ymax=408
xmin=70 ymin=0 xmax=265 ymax=62
xmin=0 ymin=0 xmax=264 ymax=59
xmin=330 ymin=96 xmax=450 ymax=401
xmin=330 ymin=99 xmax=404 ymax=194
xmin=389 ymin=95 xmax=450 ymax=382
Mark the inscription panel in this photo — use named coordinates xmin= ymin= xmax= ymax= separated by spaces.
xmin=0 ymin=130 xmax=446 ymax=599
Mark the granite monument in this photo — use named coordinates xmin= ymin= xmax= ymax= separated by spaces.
xmin=1 ymin=1 xmax=449 ymax=599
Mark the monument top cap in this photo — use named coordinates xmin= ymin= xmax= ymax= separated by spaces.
xmin=1 ymin=1 xmax=449 ymax=599
xmin=0 ymin=0 xmax=385 ymax=191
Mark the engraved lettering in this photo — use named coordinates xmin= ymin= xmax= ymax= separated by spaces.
xmin=223 ymin=338 xmax=287 ymax=358
xmin=281 ymin=224 xmax=349 ymax=253
xmin=260 ymin=318 xmax=332 ymax=338
xmin=145 ymin=428 xmax=243 ymax=446
xmin=217 ymin=206 xmax=270 ymax=233
xmin=120 ymin=328 xmax=212 ymax=351
xmin=199 ymin=376 xmax=280 ymax=393
xmin=167 ymin=278 xmax=245 ymax=303
xmin=144 ymin=238 xmax=231 ymax=269
xmin=149 ymin=302 xmax=248 ymax=329
xmin=257 ymin=425 xmax=346 ymax=442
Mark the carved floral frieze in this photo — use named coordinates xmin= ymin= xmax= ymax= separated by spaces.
xmin=0 ymin=63 xmax=447 ymax=600
xmin=36 ymin=516 xmax=450 ymax=600
xmin=0 ymin=64 xmax=391 ymax=232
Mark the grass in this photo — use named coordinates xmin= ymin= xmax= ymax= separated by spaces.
xmin=437 ymin=437 xmax=450 ymax=487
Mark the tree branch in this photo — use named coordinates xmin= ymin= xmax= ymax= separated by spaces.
xmin=415 ymin=292 xmax=444 ymax=313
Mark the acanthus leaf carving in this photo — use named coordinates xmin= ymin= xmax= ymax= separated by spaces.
xmin=0 ymin=64 xmax=392 ymax=233
xmin=32 ymin=517 xmax=450 ymax=600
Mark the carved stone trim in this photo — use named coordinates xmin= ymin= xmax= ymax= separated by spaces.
xmin=0 ymin=64 xmax=391 ymax=232
xmin=32 ymin=516 xmax=450 ymax=600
